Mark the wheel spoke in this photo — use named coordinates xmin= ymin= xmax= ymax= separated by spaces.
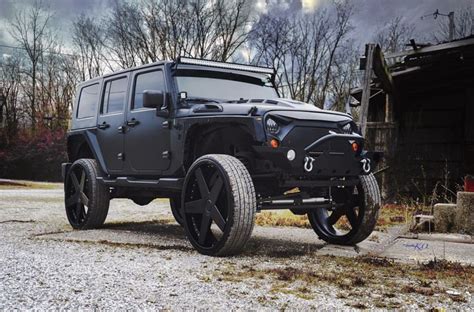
xmin=210 ymin=205 xmax=226 ymax=232
xmin=198 ymin=214 xmax=212 ymax=244
xmin=346 ymin=207 xmax=359 ymax=228
xmin=327 ymin=209 xmax=344 ymax=225
xmin=80 ymin=192 xmax=89 ymax=207
xmin=70 ymin=172 xmax=80 ymax=192
xmin=79 ymin=171 xmax=86 ymax=192
xmin=195 ymin=168 xmax=210 ymax=197
xmin=208 ymin=176 xmax=223 ymax=205
xmin=184 ymin=199 xmax=206 ymax=214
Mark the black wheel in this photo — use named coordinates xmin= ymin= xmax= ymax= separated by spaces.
xmin=307 ymin=173 xmax=381 ymax=245
xmin=64 ymin=159 xmax=110 ymax=229
xmin=182 ymin=154 xmax=256 ymax=256
xmin=169 ymin=196 xmax=184 ymax=226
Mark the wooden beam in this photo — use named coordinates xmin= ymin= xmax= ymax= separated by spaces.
xmin=360 ymin=44 xmax=376 ymax=137
xmin=373 ymin=45 xmax=394 ymax=94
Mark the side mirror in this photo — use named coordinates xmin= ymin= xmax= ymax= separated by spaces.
xmin=143 ymin=90 xmax=164 ymax=109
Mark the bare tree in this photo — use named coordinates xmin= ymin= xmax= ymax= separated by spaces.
xmin=374 ymin=16 xmax=415 ymax=53
xmin=326 ymin=42 xmax=360 ymax=112
xmin=318 ymin=1 xmax=354 ymax=106
xmin=72 ymin=15 xmax=105 ymax=80
xmin=436 ymin=6 xmax=474 ymax=41
xmin=251 ymin=0 xmax=355 ymax=108
xmin=213 ymin=0 xmax=253 ymax=61
xmin=8 ymin=0 xmax=54 ymax=130
xmin=0 ymin=55 xmax=23 ymax=144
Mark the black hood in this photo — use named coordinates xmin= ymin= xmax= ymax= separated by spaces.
xmin=175 ymin=98 xmax=352 ymax=122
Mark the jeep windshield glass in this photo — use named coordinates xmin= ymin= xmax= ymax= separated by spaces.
xmin=174 ymin=70 xmax=278 ymax=102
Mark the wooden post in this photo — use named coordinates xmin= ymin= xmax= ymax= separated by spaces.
xmin=360 ymin=44 xmax=376 ymax=137
xmin=385 ymin=93 xmax=394 ymax=123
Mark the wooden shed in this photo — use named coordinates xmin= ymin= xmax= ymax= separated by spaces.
xmin=352 ymin=36 xmax=474 ymax=200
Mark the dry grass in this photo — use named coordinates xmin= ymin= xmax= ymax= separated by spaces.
xmin=214 ymin=255 xmax=474 ymax=307
xmin=255 ymin=204 xmax=430 ymax=231
xmin=0 ymin=180 xmax=61 ymax=189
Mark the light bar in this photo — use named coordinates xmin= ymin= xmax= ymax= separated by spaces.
xmin=178 ymin=57 xmax=275 ymax=74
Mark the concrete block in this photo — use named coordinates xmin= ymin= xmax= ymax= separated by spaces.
xmin=433 ymin=203 xmax=457 ymax=233
xmin=455 ymin=192 xmax=474 ymax=234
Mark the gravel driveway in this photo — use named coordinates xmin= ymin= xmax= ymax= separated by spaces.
xmin=0 ymin=187 xmax=472 ymax=310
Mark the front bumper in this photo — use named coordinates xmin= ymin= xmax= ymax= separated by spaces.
xmin=253 ymin=133 xmax=377 ymax=177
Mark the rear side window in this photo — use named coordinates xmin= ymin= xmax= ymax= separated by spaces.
xmin=77 ymin=84 xmax=99 ymax=119
xmin=133 ymin=70 xmax=165 ymax=110
xmin=102 ymin=77 xmax=128 ymax=114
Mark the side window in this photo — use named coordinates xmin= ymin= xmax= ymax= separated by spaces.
xmin=133 ymin=70 xmax=165 ymax=110
xmin=77 ymin=84 xmax=99 ymax=119
xmin=101 ymin=77 xmax=128 ymax=114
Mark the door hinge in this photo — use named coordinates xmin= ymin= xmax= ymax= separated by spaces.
xmin=162 ymin=151 xmax=171 ymax=159
xmin=117 ymin=153 xmax=125 ymax=160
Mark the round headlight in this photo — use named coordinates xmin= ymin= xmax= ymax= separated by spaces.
xmin=266 ymin=118 xmax=280 ymax=134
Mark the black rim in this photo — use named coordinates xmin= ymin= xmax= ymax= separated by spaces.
xmin=65 ymin=165 xmax=90 ymax=227
xmin=311 ymin=183 xmax=365 ymax=239
xmin=182 ymin=160 xmax=230 ymax=250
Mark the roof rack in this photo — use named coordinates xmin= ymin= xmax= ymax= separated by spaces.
xmin=177 ymin=57 xmax=275 ymax=74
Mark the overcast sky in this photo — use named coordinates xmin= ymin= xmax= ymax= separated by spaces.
xmin=0 ymin=0 xmax=472 ymax=55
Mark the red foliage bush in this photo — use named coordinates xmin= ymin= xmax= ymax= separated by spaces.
xmin=0 ymin=129 xmax=67 ymax=182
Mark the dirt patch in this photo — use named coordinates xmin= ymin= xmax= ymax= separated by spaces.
xmin=0 ymin=180 xmax=61 ymax=189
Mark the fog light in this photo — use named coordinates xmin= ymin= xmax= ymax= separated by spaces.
xmin=287 ymin=149 xmax=296 ymax=161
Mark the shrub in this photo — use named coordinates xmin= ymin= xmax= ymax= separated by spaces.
xmin=0 ymin=129 xmax=67 ymax=181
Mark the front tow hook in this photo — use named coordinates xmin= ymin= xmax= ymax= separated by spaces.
xmin=361 ymin=158 xmax=371 ymax=173
xmin=304 ymin=156 xmax=315 ymax=172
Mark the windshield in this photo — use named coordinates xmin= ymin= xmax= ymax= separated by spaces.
xmin=174 ymin=70 xmax=278 ymax=102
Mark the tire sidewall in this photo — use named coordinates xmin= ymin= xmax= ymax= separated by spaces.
xmin=308 ymin=174 xmax=380 ymax=245
xmin=182 ymin=155 xmax=237 ymax=255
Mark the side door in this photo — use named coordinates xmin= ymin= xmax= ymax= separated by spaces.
xmin=124 ymin=67 xmax=171 ymax=176
xmin=96 ymin=75 xmax=129 ymax=173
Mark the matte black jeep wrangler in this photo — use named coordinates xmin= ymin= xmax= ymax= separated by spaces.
xmin=62 ymin=57 xmax=381 ymax=256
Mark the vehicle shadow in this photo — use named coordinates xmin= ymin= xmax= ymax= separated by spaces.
xmin=102 ymin=220 xmax=326 ymax=258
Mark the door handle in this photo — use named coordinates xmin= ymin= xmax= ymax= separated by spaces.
xmin=97 ymin=122 xmax=110 ymax=130
xmin=127 ymin=118 xmax=140 ymax=127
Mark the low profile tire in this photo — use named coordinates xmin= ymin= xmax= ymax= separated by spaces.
xmin=307 ymin=173 xmax=381 ymax=245
xmin=169 ymin=196 xmax=184 ymax=226
xmin=182 ymin=154 xmax=256 ymax=256
xmin=64 ymin=159 xmax=110 ymax=229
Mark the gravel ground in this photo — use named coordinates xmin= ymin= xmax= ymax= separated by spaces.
xmin=0 ymin=187 xmax=472 ymax=310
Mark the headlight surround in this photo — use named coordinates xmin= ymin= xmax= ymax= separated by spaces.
xmin=266 ymin=118 xmax=280 ymax=134
xmin=339 ymin=121 xmax=359 ymax=134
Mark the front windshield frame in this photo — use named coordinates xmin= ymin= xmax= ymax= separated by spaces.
xmin=173 ymin=67 xmax=280 ymax=104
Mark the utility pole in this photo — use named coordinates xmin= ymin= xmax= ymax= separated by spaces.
xmin=421 ymin=9 xmax=456 ymax=41
xmin=448 ymin=11 xmax=455 ymax=41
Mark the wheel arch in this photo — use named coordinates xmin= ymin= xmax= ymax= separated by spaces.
xmin=67 ymin=131 xmax=109 ymax=176
xmin=183 ymin=121 xmax=259 ymax=173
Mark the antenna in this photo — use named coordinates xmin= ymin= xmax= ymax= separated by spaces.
xmin=421 ymin=9 xmax=455 ymax=41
